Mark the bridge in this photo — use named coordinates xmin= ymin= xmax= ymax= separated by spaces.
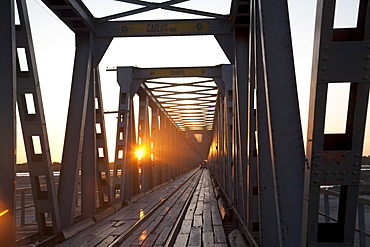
xmin=1 ymin=0 xmax=370 ymax=246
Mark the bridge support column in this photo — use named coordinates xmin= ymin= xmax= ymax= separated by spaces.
xmin=151 ymin=107 xmax=161 ymax=186
xmin=159 ymin=113 xmax=168 ymax=182
xmin=15 ymin=0 xmax=61 ymax=235
xmin=303 ymin=0 xmax=370 ymax=245
xmin=0 ymin=0 xmax=16 ymax=245
xmin=114 ymin=68 xmax=140 ymax=201
xmin=138 ymin=93 xmax=152 ymax=192
xmin=223 ymin=70 xmax=233 ymax=204
xmin=58 ymin=32 xmax=92 ymax=229
xmin=81 ymin=68 xmax=96 ymax=219
xmin=235 ymin=24 xmax=259 ymax=233
xmin=94 ymin=69 xmax=112 ymax=209
xmin=252 ymin=0 xmax=305 ymax=245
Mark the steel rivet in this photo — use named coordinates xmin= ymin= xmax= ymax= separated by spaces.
xmin=314 ymin=171 xmax=319 ymax=175
xmin=322 ymin=66 xmax=327 ymax=71
xmin=352 ymin=179 xmax=357 ymax=184
xmin=364 ymin=65 xmax=370 ymax=70
xmin=324 ymin=45 xmax=329 ymax=50
xmin=353 ymin=171 xmax=358 ymax=175
xmin=314 ymin=163 xmax=319 ymax=167
xmin=354 ymin=162 xmax=359 ymax=166
xmin=367 ymin=44 xmax=370 ymax=49
xmin=323 ymin=56 xmax=328 ymax=61
xmin=366 ymin=55 xmax=370 ymax=60
xmin=321 ymin=77 xmax=327 ymax=81
xmin=333 ymin=171 xmax=339 ymax=175
xmin=364 ymin=75 xmax=369 ymax=80
xmin=355 ymin=153 xmax=360 ymax=157
xmin=341 ymin=171 xmax=346 ymax=175
xmin=313 ymin=179 xmax=318 ymax=184
xmin=325 ymin=171 xmax=330 ymax=175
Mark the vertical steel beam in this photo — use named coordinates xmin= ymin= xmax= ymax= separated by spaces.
xmin=255 ymin=0 xmax=305 ymax=245
xmin=169 ymin=122 xmax=175 ymax=179
xmin=81 ymin=68 xmax=96 ymax=219
xmin=114 ymin=68 xmax=131 ymax=201
xmin=233 ymin=31 xmax=249 ymax=223
xmin=138 ymin=93 xmax=152 ymax=192
xmin=58 ymin=32 xmax=92 ymax=229
xmin=160 ymin=113 xmax=168 ymax=182
xmin=234 ymin=24 xmax=259 ymax=232
xmin=151 ymin=107 xmax=161 ymax=186
xmin=254 ymin=1 xmax=282 ymax=243
xmin=115 ymin=68 xmax=140 ymax=201
xmin=15 ymin=0 xmax=61 ymax=235
xmin=0 ymin=0 xmax=16 ymax=245
xmin=303 ymin=0 xmax=370 ymax=245
xmin=95 ymin=68 xmax=112 ymax=208
xmin=129 ymin=100 xmax=140 ymax=197
xmin=221 ymin=65 xmax=234 ymax=204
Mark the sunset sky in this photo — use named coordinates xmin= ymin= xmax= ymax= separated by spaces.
xmin=15 ymin=0 xmax=365 ymax=163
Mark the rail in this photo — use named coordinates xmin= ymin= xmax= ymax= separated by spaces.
xmin=107 ymin=168 xmax=203 ymax=247
xmin=320 ymin=188 xmax=370 ymax=246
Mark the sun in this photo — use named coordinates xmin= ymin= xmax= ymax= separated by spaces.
xmin=136 ymin=148 xmax=144 ymax=160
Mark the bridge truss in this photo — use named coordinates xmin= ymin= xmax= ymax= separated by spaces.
xmin=0 ymin=0 xmax=369 ymax=246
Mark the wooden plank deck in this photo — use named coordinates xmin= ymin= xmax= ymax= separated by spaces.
xmin=174 ymin=169 xmax=228 ymax=247
xmin=17 ymin=168 xmax=229 ymax=246
xmin=56 ymin=168 xmax=201 ymax=247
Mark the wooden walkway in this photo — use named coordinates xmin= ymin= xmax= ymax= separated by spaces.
xmin=52 ymin=168 xmax=228 ymax=247
xmin=174 ymin=169 xmax=227 ymax=247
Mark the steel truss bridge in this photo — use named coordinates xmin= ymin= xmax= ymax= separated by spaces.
xmin=0 ymin=0 xmax=369 ymax=246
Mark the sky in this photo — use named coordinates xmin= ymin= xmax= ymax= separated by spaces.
xmin=15 ymin=0 xmax=365 ymax=163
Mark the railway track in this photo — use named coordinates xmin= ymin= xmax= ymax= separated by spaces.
xmin=55 ymin=168 xmax=203 ymax=247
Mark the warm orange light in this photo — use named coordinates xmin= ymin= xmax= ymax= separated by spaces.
xmin=140 ymin=209 xmax=145 ymax=219
xmin=0 ymin=209 xmax=9 ymax=217
xmin=136 ymin=149 xmax=144 ymax=160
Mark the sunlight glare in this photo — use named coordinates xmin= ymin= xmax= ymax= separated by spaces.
xmin=136 ymin=149 xmax=144 ymax=160
xmin=0 ymin=209 xmax=9 ymax=217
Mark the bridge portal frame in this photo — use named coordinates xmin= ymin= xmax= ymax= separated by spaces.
xmin=112 ymin=65 xmax=231 ymax=201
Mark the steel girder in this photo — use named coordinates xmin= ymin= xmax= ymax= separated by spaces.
xmin=58 ymin=32 xmax=112 ymax=229
xmin=302 ymin=0 xmax=370 ymax=246
xmin=81 ymin=68 xmax=113 ymax=219
xmin=95 ymin=70 xmax=113 ymax=210
xmin=0 ymin=0 xmax=16 ymax=246
xmin=15 ymin=0 xmax=61 ymax=235
xmin=253 ymin=0 xmax=305 ymax=245
xmin=208 ymin=0 xmax=305 ymax=246
xmin=57 ymin=32 xmax=93 ymax=229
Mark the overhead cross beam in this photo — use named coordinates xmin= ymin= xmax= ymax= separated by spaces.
xmin=230 ymin=0 xmax=250 ymax=28
xmin=41 ymin=0 xmax=96 ymax=32
xmin=98 ymin=0 xmax=228 ymax=22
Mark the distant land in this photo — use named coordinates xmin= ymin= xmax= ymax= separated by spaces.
xmin=16 ymin=162 xmax=115 ymax=172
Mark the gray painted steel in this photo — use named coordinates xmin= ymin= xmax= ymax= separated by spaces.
xmin=1 ymin=0 xmax=366 ymax=246
xmin=58 ymin=33 xmax=92 ymax=229
xmin=257 ymin=0 xmax=305 ymax=245
xmin=0 ymin=0 xmax=16 ymax=246
xmin=94 ymin=69 xmax=112 ymax=209
xmin=254 ymin=3 xmax=283 ymax=243
xmin=15 ymin=0 xmax=61 ymax=235
xmin=81 ymin=69 xmax=97 ymax=219
xmin=303 ymin=0 xmax=370 ymax=245
xmin=138 ymin=93 xmax=152 ymax=192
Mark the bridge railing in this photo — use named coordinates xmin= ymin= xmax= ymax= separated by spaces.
xmin=15 ymin=185 xmax=81 ymax=228
xmin=320 ymin=188 xmax=370 ymax=246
